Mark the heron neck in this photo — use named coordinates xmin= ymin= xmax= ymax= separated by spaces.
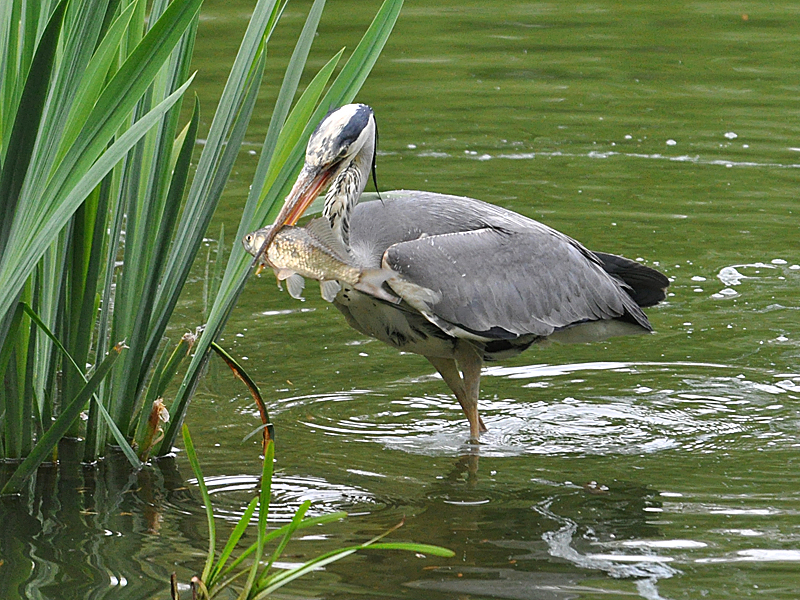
xmin=322 ymin=146 xmax=372 ymax=249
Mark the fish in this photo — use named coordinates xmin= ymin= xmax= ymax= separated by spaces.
xmin=243 ymin=217 xmax=402 ymax=304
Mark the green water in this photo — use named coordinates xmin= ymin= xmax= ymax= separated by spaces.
xmin=4 ymin=1 xmax=800 ymax=598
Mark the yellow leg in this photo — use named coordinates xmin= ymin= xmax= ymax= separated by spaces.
xmin=427 ymin=342 xmax=486 ymax=442
xmin=454 ymin=340 xmax=486 ymax=441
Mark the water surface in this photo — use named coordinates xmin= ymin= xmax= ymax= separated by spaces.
xmin=4 ymin=1 xmax=800 ymax=598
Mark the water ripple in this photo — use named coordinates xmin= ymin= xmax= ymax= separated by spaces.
xmin=193 ymin=472 xmax=379 ymax=523
xmin=282 ymin=361 xmax=799 ymax=458
xmin=412 ymin=147 xmax=800 ymax=169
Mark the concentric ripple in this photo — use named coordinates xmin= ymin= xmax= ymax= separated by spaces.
xmin=191 ymin=472 xmax=379 ymax=523
xmin=274 ymin=361 xmax=799 ymax=458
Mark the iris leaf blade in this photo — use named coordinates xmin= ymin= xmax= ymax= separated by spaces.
xmin=0 ymin=73 xmax=195 ymax=322
xmin=1 ymin=342 xmax=125 ymax=495
xmin=159 ymin=0 xmax=404 ymax=456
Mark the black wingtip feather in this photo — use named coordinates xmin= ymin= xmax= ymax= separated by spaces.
xmin=593 ymin=251 xmax=669 ymax=308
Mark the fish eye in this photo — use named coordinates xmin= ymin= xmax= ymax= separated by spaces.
xmin=245 ymin=234 xmax=252 ymax=244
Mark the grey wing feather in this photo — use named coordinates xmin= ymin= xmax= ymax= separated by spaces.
xmin=383 ymin=226 xmax=650 ymax=339
xmin=349 ymin=191 xmax=655 ymax=339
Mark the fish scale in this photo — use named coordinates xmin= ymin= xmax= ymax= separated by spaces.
xmin=243 ymin=218 xmax=407 ymax=305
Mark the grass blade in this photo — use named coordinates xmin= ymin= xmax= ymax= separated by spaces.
xmin=255 ymin=538 xmax=453 ymax=598
xmin=182 ymin=425 xmax=217 ymax=583
xmin=254 ymin=49 xmax=343 ymax=221
xmin=255 ymin=548 xmax=360 ymax=598
xmin=258 ymin=499 xmax=311 ymax=585
xmin=91 ymin=396 xmax=143 ymax=469
xmin=233 ymin=440 xmax=274 ymax=600
xmin=19 ymin=302 xmax=81 ymax=376
xmin=322 ymin=0 xmax=403 ymax=107
xmin=241 ymin=0 xmax=327 ymax=232
xmin=213 ymin=511 xmax=347 ymax=583
xmin=356 ymin=542 xmax=456 ymax=556
xmin=206 ymin=496 xmax=259 ymax=588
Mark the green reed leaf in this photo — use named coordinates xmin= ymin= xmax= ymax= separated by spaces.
xmin=160 ymin=0 xmax=404 ymax=458
xmin=1 ymin=342 xmax=125 ymax=495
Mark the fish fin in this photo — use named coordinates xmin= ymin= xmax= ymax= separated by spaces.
xmin=274 ymin=267 xmax=295 ymax=281
xmin=377 ymin=255 xmax=441 ymax=311
xmin=383 ymin=277 xmax=458 ymax=338
xmin=385 ymin=276 xmax=442 ymax=312
xmin=286 ymin=274 xmax=305 ymax=300
xmin=305 ymin=218 xmax=351 ymax=261
xmin=355 ymin=269 xmax=401 ymax=304
xmin=320 ymin=280 xmax=341 ymax=302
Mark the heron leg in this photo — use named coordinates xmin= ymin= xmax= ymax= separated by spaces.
xmin=426 ymin=345 xmax=487 ymax=442
xmin=454 ymin=340 xmax=486 ymax=441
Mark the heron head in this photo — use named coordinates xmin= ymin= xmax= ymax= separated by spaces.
xmin=306 ymin=103 xmax=375 ymax=172
xmin=271 ymin=104 xmax=377 ymax=229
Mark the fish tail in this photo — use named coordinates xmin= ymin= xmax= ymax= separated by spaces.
xmin=385 ymin=276 xmax=441 ymax=313
xmin=356 ymin=268 xmax=401 ymax=304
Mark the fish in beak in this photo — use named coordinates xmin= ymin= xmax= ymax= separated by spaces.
xmin=253 ymin=163 xmax=336 ymax=273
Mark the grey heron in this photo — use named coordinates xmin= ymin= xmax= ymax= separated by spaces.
xmin=259 ymin=103 xmax=669 ymax=441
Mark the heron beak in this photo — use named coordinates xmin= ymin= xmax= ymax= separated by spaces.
xmin=274 ymin=164 xmax=335 ymax=227
xmin=254 ymin=164 xmax=335 ymax=268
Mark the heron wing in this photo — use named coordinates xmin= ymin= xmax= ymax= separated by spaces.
xmin=382 ymin=225 xmax=650 ymax=340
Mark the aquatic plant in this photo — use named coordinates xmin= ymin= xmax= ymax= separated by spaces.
xmin=156 ymin=0 xmax=403 ymax=456
xmin=0 ymin=0 xmax=203 ymax=490
xmin=178 ymin=426 xmax=453 ymax=600
xmin=0 ymin=0 xmax=402 ymax=492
